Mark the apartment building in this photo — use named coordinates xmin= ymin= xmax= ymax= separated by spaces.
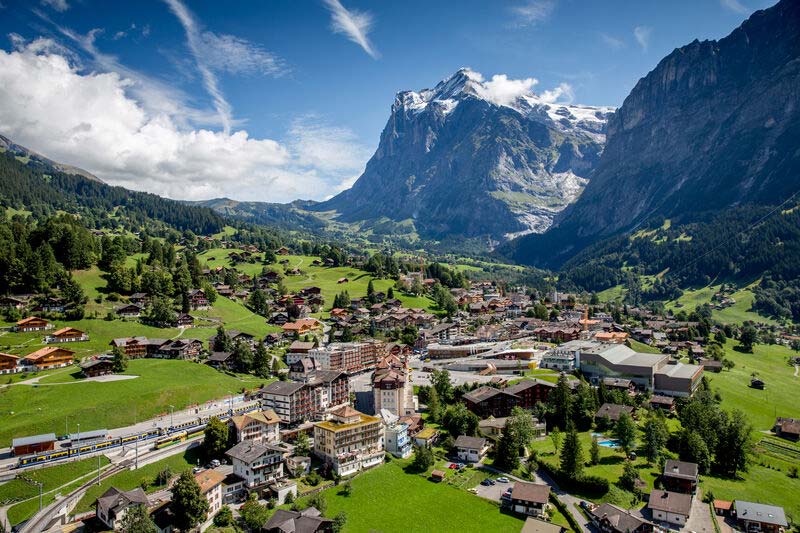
xmin=261 ymin=372 xmax=349 ymax=425
xmin=226 ymin=441 xmax=286 ymax=490
xmin=313 ymin=406 xmax=384 ymax=476
xmin=229 ymin=409 xmax=281 ymax=445
xmin=372 ymin=354 xmax=415 ymax=417
xmin=308 ymin=341 xmax=386 ymax=374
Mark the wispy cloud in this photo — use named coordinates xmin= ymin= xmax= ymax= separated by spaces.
xmin=633 ymin=25 xmax=652 ymax=52
xmin=720 ymin=0 xmax=750 ymax=14
xmin=163 ymin=0 xmax=234 ymax=133
xmin=200 ymin=32 xmax=286 ymax=77
xmin=41 ymin=0 xmax=68 ymax=12
xmin=509 ymin=0 xmax=556 ymax=27
xmin=322 ymin=0 xmax=379 ymax=59
xmin=599 ymin=32 xmax=624 ymax=50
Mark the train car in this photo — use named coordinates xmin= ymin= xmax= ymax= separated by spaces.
xmin=155 ymin=431 xmax=188 ymax=449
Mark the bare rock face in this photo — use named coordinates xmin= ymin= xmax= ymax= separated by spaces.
xmin=315 ymin=68 xmax=612 ymax=243
xmin=511 ymin=0 xmax=800 ymax=267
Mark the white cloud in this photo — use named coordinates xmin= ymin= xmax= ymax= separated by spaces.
xmin=474 ymin=74 xmax=539 ymax=107
xmin=720 ymin=0 xmax=750 ymax=14
xmin=322 ymin=0 xmax=379 ymax=59
xmin=0 ymin=42 xmax=369 ymax=203
xmin=539 ymin=82 xmax=574 ymax=104
xmin=599 ymin=32 xmax=624 ymax=50
xmin=633 ymin=25 xmax=652 ymax=52
xmin=41 ymin=0 xmax=68 ymax=12
xmin=509 ymin=0 xmax=555 ymax=27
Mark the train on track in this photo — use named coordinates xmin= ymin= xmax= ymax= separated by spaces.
xmin=15 ymin=401 xmax=260 ymax=468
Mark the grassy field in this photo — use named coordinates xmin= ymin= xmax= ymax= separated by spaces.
xmin=530 ymin=429 xmax=661 ymax=509
xmin=596 ymin=285 xmax=625 ymax=303
xmin=0 ymin=359 xmax=269 ymax=443
xmin=665 ymin=281 xmax=777 ymax=325
xmin=0 ymin=456 xmax=109 ymax=504
xmin=701 ymin=464 xmax=800 ymax=522
xmin=195 ymin=251 xmax=437 ymax=316
xmin=292 ymin=459 xmax=525 ymax=533
xmin=708 ymin=341 xmax=800 ymax=430
xmin=2 ymin=456 xmax=111 ymax=526
xmin=75 ymin=446 xmax=201 ymax=513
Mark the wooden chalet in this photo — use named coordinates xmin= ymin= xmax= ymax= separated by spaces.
xmin=23 ymin=346 xmax=75 ymax=369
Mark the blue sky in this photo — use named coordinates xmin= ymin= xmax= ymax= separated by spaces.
xmin=0 ymin=0 xmax=774 ymax=202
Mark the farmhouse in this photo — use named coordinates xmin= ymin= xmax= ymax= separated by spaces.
xmin=773 ymin=417 xmax=800 ymax=441
xmin=81 ymin=359 xmax=115 ymax=378
xmin=45 ymin=327 xmax=89 ymax=343
xmin=188 ymin=288 xmax=210 ymax=310
xmin=23 ymin=346 xmax=75 ymax=369
xmin=14 ymin=316 xmax=52 ymax=332
xmin=0 ymin=353 xmax=20 ymax=374
xmin=115 ymin=303 xmax=144 ymax=318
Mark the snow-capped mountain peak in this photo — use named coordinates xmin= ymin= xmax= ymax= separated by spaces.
xmin=395 ymin=68 xmax=614 ymax=138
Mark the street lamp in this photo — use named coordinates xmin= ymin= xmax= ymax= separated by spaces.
xmin=76 ymin=423 xmax=80 ymax=457
xmin=169 ymin=405 xmax=174 ymax=429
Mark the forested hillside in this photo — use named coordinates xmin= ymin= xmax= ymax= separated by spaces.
xmin=0 ymin=151 xmax=224 ymax=235
xmin=555 ymin=203 xmax=800 ymax=321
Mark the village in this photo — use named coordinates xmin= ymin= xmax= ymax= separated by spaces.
xmin=0 ymin=240 xmax=797 ymax=533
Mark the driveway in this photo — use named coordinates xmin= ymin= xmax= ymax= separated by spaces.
xmin=683 ymin=492 xmax=715 ymax=533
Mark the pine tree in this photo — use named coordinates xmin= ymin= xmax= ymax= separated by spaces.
xmin=613 ymin=412 xmax=637 ymax=455
xmin=496 ymin=420 xmax=520 ymax=471
xmin=253 ymin=343 xmax=270 ymax=378
xmin=590 ymin=435 xmax=600 ymax=465
xmin=559 ymin=426 xmax=584 ymax=480
xmin=112 ymin=345 xmax=128 ymax=373
xmin=642 ymin=415 xmax=668 ymax=463
xmin=426 ymin=386 xmax=441 ymax=423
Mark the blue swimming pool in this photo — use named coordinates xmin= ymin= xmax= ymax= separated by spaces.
xmin=598 ymin=440 xmax=620 ymax=448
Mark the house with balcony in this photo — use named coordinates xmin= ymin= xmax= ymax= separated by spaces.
xmin=45 ymin=327 xmax=89 ymax=343
xmin=226 ymin=441 xmax=286 ymax=491
xmin=380 ymin=410 xmax=412 ymax=458
xmin=313 ymin=406 xmax=384 ymax=476
xmin=229 ymin=409 xmax=281 ymax=445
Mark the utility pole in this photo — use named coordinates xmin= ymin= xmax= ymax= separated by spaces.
xmin=97 ymin=454 xmax=101 ymax=485
xmin=169 ymin=405 xmax=174 ymax=428
xmin=76 ymin=423 xmax=80 ymax=457
xmin=135 ymin=437 xmax=139 ymax=469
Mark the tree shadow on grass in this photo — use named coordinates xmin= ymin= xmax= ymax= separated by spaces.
xmin=598 ymin=455 xmax=625 ymax=466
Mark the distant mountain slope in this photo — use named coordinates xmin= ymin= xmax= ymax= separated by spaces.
xmin=509 ymin=0 xmax=800 ymax=267
xmin=0 ymin=148 xmax=224 ymax=235
xmin=315 ymin=68 xmax=613 ymax=242
xmin=0 ymin=133 xmax=103 ymax=183
xmin=193 ymin=197 xmax=326 ymax=232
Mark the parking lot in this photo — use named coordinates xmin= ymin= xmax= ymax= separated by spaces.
xmin=472 ymin=477 xmax=513 ymax=502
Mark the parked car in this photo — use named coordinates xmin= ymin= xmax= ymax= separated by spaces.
xmin=480 ymin=478 xmax=496 ymax=486
xmin=210 ymin=459 xmax=221 ymax=468
xmin=496 ymin=476 xmax=510 ymax=483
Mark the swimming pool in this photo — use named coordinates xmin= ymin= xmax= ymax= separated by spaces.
xmin=598 ymin=440 xmax=620 ymax=448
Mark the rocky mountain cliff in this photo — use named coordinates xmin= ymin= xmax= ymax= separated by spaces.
xmin=315 ymin=69 xmax=613 ymax=242
xmin=510 ymin=0 xmax=800 ymax=267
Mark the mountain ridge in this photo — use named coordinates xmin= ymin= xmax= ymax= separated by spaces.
xmin=509 ymin=0 xmax=800 ymax=267
xmin=313 ymin=68 xmax=614 ymax=243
